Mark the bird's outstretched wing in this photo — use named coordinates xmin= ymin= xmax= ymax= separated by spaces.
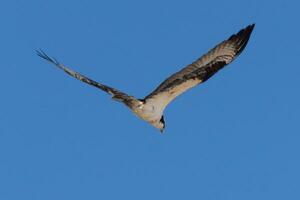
xmin=144 ymin=24 xmax=255 ymax=111
xmin=36 ymin=50 xmax=138 ymax=107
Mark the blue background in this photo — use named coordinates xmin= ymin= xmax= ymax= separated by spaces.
xmin=1 ymin=0 xmax=299 ymax=199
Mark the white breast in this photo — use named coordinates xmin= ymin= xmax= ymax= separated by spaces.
xmin=131 ymin=101 xmax=163 ymax=122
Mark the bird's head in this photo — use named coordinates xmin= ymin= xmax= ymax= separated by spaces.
xmin=152 ymin=116 xmax=165 ymax=133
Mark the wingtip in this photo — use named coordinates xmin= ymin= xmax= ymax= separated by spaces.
xmin=36 ymin=49 xmax=48 ymax=59
xmin=247 ymin=23 xmax=255 ymax=31
xmin=36 ymin=49 xmax=60 ymax=66
xmin=243 ymin=23 xmax=255 ymax=37
xmin=239 ymin=23 xmax=255 ymax=36
xmin=36 ymin=49 xmax=44 ymax=57
xmin=225 ymin=23 xmax=255 ymax=56
xmin=249 ymin=23 xmax=255 ymax=28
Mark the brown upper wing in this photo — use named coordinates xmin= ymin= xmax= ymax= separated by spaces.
xmin=143 ymin=24 xmax=255 ymax=109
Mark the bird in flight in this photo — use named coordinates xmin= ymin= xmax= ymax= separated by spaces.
xmin=37 ymin=24 xmax=255 ymax=133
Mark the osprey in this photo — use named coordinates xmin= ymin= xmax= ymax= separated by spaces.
xmin=37 ymin=24 xmax=255 ymax=132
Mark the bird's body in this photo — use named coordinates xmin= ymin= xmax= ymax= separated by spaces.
xmin=37 ymin=24 xmax=255 ymax=132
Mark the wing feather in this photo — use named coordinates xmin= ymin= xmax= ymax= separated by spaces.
xmin=36 ymin=50 xmax=137 ymax=107
xmin=144 ymin=24 xmax=255 ymax=110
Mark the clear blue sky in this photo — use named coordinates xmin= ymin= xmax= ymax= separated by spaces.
xmin=1 ymin=0 xmax=299 ymax=199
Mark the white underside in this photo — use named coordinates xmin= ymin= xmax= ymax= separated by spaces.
xmin=132 ymin=78 xmax=202 ymax=124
